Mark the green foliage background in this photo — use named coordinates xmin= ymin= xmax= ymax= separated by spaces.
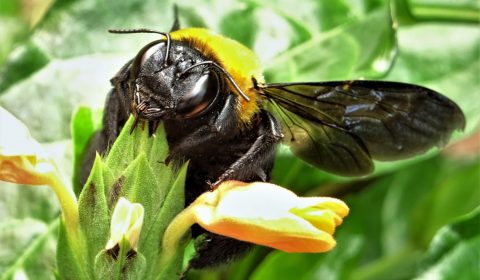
xmin=0 ymin=0 xmax=478 ymax=279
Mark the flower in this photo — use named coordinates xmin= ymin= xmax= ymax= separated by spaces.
xmin=0 ymin=107 xmax=56 ymax=185
xmin=106 ymin=197 xmax=145 ymax=251
xmin=0 ymin=106 xmax=78 ymax=232
xmin=162 ymin=180 xmax=349 ymax=264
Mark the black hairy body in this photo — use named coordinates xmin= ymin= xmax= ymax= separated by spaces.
xmin=81 ymin=40 xmax=283 ymax=270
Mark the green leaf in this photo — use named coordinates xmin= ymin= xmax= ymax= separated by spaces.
xmin=415 ymin=207 xmax=480 ymax=280
xmin=0 ymin=179 xmax=61 ymax=279
xmin=0 ymin=219 xmax=58 ymax=280
xmin=0 ymin=40 xmax=50 ymax=93
xmin=411 ymin=159 xmax=480 ymax=246
xmin=0 ymin=0 xmax=34 ymax=67
xmin=220 ymin=6 xmax=258 ymax=49
xmin=115 ymin=154 xmax=151 ymax=201
xmin=71 ymin=106 xmax=100 ymax=196
xmin=265 ymin=32 xmax=359 ymax=82
xmin=56 ymin=113 xmax=189 ymax=279
xmin=147 ymin=122 xmax=170 ymax=181
xmin=348 ymin=7 xmax=397 ymax=78
xmin=385 ymin=23 xmax=480 ymax=136
xmin=0 ymin=0 xmax=179 ymax=94
xmin=408 ymin=0 xmax=479 ymax=23
xmin=243 ymin=0 xmax=313 ymax=46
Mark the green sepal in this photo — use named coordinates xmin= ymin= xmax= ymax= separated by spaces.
xmin=143 ymin=163 xmax=188 ymax=278
xmin=57 ymin=219 xmax=90 ymax=280
xmin=72 ymin=115 xmax=187 ymax=279
xmin=147 ymin=122 xmax=169 ymax=170
xmin=156 ymin=236 xmax=189 ymax=280
xmin=94 ymin=245 xmax=147 ymax=280
xmin=104 ymin=117 xmax=138 ymax=179
xmin=102 ymin=164 xmax=116 ymax=203
xmin=78 ymin=153 xmax=110 ymax=269
xmin=125 ymin=153 xmax=170 ymax=237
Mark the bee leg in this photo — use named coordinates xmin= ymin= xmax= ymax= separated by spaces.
xmin=187 ymin=233 xmax=252 ymax=271
xmin=185 ymin=111 xmax=282 ymax=271
xmin=212 ymin=110 xmax=283 ymax=186
xmin=166 ymin=100 xmax=282 ymax=271
xmin=255 ymin=168 xmax=268 ymax=182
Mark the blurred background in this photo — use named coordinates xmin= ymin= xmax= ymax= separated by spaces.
xmin=0 ymin=0 xmax=479 ymax=279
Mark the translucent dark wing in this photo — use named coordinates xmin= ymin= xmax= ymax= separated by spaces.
xmin=266 ymin=101 xmax=374 ymax=175
xmin=262 ymin=80 xmax=465 ymax=176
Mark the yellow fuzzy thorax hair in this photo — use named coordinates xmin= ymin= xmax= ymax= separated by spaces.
xmin=170 ymin=28 xmax=264 ymax=124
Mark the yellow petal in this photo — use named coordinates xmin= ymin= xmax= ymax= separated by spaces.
xmin=290 ymin=208 xmax=337 ymax=234
xmin=295 ymin=197 xmax=350 ymax=220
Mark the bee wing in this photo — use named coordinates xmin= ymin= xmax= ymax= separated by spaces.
xmin=262 ymin=81 xmax=465 ymax=176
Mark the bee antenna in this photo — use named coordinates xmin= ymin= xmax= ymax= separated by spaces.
xmin=108 ymin=28 xmax=171 ymax=67
xmin=178 ymin=61 xmax=250 ymax=102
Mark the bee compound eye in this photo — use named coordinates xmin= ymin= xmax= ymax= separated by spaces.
xmin=176 ymin=72 xmax=220 ymax=118
xmin=140 ymin=42 xmax=163 ymax=67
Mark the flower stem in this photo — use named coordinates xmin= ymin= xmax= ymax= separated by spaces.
xmin=48 ymin=168 xmax=79 ymax=236
xmin=159 ymin=206 xmax=196 ymax=268
xmin=412 ymin=4 xmax=479 ymax=24
xmin=114 ymin=239 xmax=129 ymax=280
xmin=47 ymin=167 xmax=90 ymax=278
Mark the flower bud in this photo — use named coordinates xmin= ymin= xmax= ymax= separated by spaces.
xmin=106 ymin=197 xmax=145 ymax=251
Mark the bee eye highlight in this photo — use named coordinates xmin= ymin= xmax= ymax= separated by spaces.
xmin=140 ymin=43 xmax=162 ymax=67
xmin=177 ymin=72 xmax=219 ymax=118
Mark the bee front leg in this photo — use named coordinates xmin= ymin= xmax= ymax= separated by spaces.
xmin=212 ymin=110 xmax=283 ymax=187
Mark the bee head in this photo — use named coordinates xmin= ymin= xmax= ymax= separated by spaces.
xmin=128 ymin=40 xmax=222 ymax=121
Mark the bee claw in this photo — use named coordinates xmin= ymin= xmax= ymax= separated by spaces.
xmin=208 ymin=179 xmax=222 ymax=190
xmin=165 ymin=154 xmax=174 ymax=165
xmin=149 ymin=120 xmax=159 ymax=136
xmin=130 ymin=114 xmax=141 ymax=134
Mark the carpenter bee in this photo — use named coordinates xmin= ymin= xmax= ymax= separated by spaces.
xmin=82 ymin=17 xmax=465 ymax=271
